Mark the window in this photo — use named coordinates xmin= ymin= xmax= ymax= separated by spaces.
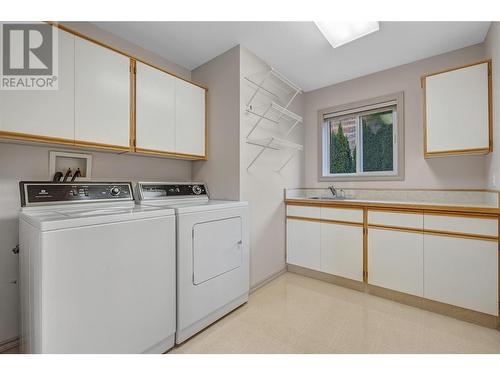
xmin=319 ymin=92 xmax=404 ymax=181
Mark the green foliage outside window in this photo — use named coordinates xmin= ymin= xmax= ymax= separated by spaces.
xmin=330 ymin=124 xmax=355 ymax=174
xmin=362 ymin=111 xmax=393 ymax=172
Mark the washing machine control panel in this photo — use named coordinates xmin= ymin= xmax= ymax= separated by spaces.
xmin=20 ymin=182 xmax=133 ymax=206
xmin=140 ymin=183 xmax=208 ymax=199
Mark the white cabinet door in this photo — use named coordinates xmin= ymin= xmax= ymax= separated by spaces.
xmin=74 ymin=37 xmax=130 ymax=148
xmin=0 ymin=27 xmax=75 ymax=141
xmin=320 ymin=223 xmax=363 ymax=281
xmin=286 ymin=218 xmax=320 ymax=271
xmin=175 ymin=78 xmax=206 ymax=156
xmin=368 ymin=228 xmax=424 ymax=296
xmin=135 ymin=62 xmax=175 ymax=152
xmin=424 ymin=234 xmax=498 ymax=316
xmin=424 ymin=61 xmax=490 ymax=155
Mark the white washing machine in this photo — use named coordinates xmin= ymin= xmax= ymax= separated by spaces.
xmin=136 ymin=182 xmax=249 ymax=344
xmin=18 ymin=181 xmax=176 ymax=353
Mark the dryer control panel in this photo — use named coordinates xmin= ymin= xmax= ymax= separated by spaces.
xmin=20 ymin=182 xmax=133 ymax=207
xmin=138 ymin=183 xmax=208 ymax=200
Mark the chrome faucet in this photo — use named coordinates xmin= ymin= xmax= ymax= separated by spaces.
xmin=328 ymin=185 xmax=337 ymax=198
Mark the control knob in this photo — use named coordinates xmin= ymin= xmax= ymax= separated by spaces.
xmin=110 ymin=186 xmax=121 ymax=196
xmin=192 ymin=185 xmax=202 ymax=195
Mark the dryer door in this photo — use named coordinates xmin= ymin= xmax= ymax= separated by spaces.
xmin=193 ymin=216 xmax=242 ymax=285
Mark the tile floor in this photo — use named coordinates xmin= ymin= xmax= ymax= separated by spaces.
xmin=171 ymin=272 xmax=500 ymax=354
xmin=3 ymin=272 xmax=500 ymax=354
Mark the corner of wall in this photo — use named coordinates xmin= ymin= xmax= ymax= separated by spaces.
xmin=484 ymin=22 xmax=500 ymax=189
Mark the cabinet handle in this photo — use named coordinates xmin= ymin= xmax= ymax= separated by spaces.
xmin=12 ymin=244 xmax=19 ymax=254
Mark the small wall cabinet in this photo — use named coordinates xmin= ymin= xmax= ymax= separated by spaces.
xmin=422 ymin=60 xmax=492 ymax=157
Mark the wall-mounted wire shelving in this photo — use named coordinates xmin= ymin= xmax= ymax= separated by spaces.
xmin=244 ymin=67 xmax=304 ymax=172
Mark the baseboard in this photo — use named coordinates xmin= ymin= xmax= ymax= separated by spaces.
xmin=250 ymin=267 xmax=287 ymax=294
xmin=0 ymin=337 xmax=19 ymax=353
xmin=287 ymin=264 xmax=499 ymax=330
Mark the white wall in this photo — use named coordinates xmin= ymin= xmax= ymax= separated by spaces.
xmin=0 ymin=22 xmax=194 ymax=345
xmin=239 ymin=47 xmax=305 ymax=287
xmin=485 ymin=22 xmax=500 ymax=188
xmin=304 ymin=44 xmax=488 ymax=189
xmin=192 ymin=46 xmax=241 ymax=200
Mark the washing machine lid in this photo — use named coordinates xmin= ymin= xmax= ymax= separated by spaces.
xmin=20 ymin=204 xmax=175 ymax=231
xmin=19 ymin=181 xmax=175 ymax=230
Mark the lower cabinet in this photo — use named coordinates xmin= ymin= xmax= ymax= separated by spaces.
xmin=424 ymin=234 xmax=498 ymax=316
xmin=321 ymin=222 xmax=363 ymax=281
xmin=368 ymin=228 xmax=424 ymax=296
xmin=286 ymin=218 xmax=321 ymax=271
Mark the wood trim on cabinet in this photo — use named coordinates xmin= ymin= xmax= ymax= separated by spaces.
xmin=422 ymin=59 xmax=493 ymax=158
xmin=368 ymin=224 xmax=423 ymax=235
xmin=46 ymin=21 xmax=208 ymax=91
xmin=423 ymin=210 xmax=499 ymax=219
xmin=367 ymin=207 xmax=424 ymax=215
xmin=363 ymin=208 xmax=368 ymax=283
xmin=285 ymin=198 xmax=500 ymax=215
xmin=286 ymin=215 xmax=363 ymax=227
xmin=368 ymin=223 xmax=498 ymax=242
xmin=129 ymin=58 xmax=137 ymax=152
xmin=134 ymin=147 xmax=207 ymax=160
xmin=423 ymin=228 xmax=498 ymax=242
xmin=0 ymin=130 xmax=75 ymax=146
xmin=73 ymin=140 xmax=130 ymax=152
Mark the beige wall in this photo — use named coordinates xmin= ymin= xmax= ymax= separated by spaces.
xmin=239 ymin=47 xmax=305 ymax=287
xmin=192 ymin=46 xmax=241 ymax=200
xmin=0 ymin=22 xmax=194 ymax=344
xmin=304 ymin=44 xmax=489 ymax=189
xmin=485 ymin=22 xmax=500 ymax=188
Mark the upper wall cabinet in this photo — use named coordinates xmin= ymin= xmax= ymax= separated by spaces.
xmin=0 ymin=28 xmax=75 ymax=143
xmin=135 ymin=62 xmax=206 ymax=158
xmin=175 ymin=78 xmax=206 ymax=157
xmin=0 ymin=23 xmax=207 ymax=160
xmin=135 ymin=61 xmax=176 ymax=153
xmin=422 ymin=60 xmax=492 ymax=157
xmin=74 ymin=37 xmax=131 ymax=150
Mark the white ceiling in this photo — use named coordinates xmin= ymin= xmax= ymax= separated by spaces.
xmin=92 ymin=21 xmax=491 ymax=92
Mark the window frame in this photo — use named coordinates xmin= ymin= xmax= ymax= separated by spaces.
xmin=318 ymin=92 xmax=405 ymax=182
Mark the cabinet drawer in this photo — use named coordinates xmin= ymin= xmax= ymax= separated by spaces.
xmin=287 ymin=205 xmax=320 ymax=219
xmin=321 ymin=207 xmax=363 ymax=223
xmin=368 ymin=210 xmax=423 ymax=229
xmin=424 ymin=214 xmax=498 ymax=237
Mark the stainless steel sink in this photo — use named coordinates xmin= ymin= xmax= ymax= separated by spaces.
xmin=309 ymin=196 xmax=347 ymax=200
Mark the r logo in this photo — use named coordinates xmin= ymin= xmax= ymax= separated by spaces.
xmin=2 ymin=23 xmax=53 ymax=76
